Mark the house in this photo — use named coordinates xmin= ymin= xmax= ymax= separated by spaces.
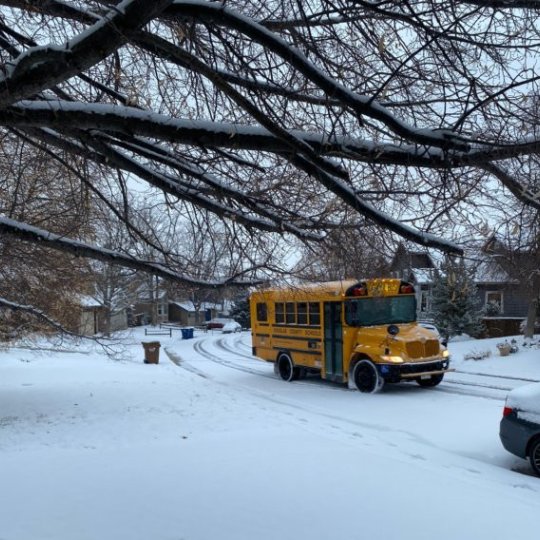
xmin=168 ymin=301 xmax=207 ymax=326
xmin=132 ymin=289 xmax=169 ymax=325
xmin=389 ymin=244 xmax=437 ymax=319
xmin=79 ymin=296 xmax=103 ymax=335
xmin=79 ymin=296 xmax=128 ymax=335
xmin=168 ymin=300 xmax=232 ymax=326
xmin=390 ymin=242 xmax=533 ymax=337
xmin=471 ymin=238 xmax=533 ymax=336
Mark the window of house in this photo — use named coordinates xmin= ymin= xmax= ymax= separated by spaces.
xmin=275 ymin=302 xmax=285 ymax=324
xmin=256 ymin=302 xmax=268 ymax=322
xmin=485 ymin=291 xmax=503 ymax=315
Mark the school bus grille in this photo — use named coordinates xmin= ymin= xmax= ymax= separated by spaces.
xmin=406 ymin=340 xmax=440 ymax=359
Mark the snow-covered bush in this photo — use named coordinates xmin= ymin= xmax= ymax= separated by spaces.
xmin=464 ymin=349 xmax=491 ymax=361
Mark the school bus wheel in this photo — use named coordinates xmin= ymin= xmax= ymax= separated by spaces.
xmin=352 ymin=358 xmax=384 ymax=393
xmin=277 ymin=353 xmax=299 ymax=382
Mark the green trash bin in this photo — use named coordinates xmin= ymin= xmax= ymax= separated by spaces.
xmin=142 ymin=341 xmax=160 ymax=364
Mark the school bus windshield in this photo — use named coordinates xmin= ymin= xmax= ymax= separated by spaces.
xmin=345 ymin=296 xmax=416 ymax=326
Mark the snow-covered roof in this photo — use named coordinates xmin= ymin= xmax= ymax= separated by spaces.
xmin=468 ymin=254 xmax=512 ymax=284
xmin=170 ymin=300 xmax=230 ymax=313
xmin=170 ymin=301 xmax=198 ymax=312
xmin=136 ymin=288 xmax=167 ymax=301
xmin=79 ymin=295 xmax=102 ymax=308
xmin=411 ymin=268 xmax=435 ymax=285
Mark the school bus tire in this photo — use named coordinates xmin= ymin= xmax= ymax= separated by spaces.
xmin=277 ymin=353 xmax=299 ymax=382
xmin=352 ymin=358 xmax=384 ymax=393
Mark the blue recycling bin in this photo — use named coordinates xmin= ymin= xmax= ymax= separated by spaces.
xmin=181 ymin=328 xmax=194 ymax=339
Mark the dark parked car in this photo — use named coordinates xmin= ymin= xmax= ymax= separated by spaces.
xmin=203 ymin=318 xmax=235 ymax=330
xmin=500 ymin=383 xmax=540 ymax=476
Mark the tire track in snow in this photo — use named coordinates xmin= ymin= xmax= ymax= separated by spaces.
xmin=174 ymin=334 xmax=540 ymax=483
xmin=208 ymin=334 xmax=512 ymax=401
xmin=453 ymin=370 xmax=540 ymax=384
xmin=198 ymin=335 xmax=353 ymax=393
xmin=179 ymin=335 xmax=522 ymax=479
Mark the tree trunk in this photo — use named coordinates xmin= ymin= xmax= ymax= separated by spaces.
xmin=103 ymin=302 xmax=112 ymax=338
xmin=524 ymin=275 xmax=540 ymax=339
xmin=151 ymin=275 xmax=159 ymax=326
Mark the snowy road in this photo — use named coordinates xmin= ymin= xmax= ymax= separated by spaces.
xmin=181 ymin=331 xmax=540 ymax=401
xmin=2 ymin=329 xmax=539 ymax=540
xmin=167 ymin=331 xmax=539 ymax=477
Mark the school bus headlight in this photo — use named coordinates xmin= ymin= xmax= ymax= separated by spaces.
xmin=442 ymin=349 xmax=450 ymax=358
xmin=381 ymin=355 xmax=404 ymax=363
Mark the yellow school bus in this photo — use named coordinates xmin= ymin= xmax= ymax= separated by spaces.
xmin=250 ymin=278 xmax=451 ymax=393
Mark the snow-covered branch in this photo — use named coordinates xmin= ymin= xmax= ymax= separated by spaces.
xmin=1 ymin=0 xmax=540 ymax=285
xmin=0 ymin=0 xmax=173 ymax=107
xmin=0 ymin=296 xmax=80 ymax=337
xmin=0 ymin=215 xmax=261 ymax=288
xmin=0 ymin=101 xmax=449 ymax=165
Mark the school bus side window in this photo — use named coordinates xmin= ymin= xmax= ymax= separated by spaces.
xmin=286 ymin=302 xmax=295 ymax=324
xmin=256 ymin=302 xmax=268 ymax=322
xmin=297 ymin=302 xmax=307 ymax=325
xmin=308 ymin=302 xmax=320 ymax=326
xmin=275 ymin=302 xmax=285 ymax=324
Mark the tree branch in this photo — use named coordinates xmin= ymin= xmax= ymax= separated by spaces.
xmin=0 ymin=215 xmax=261 ymax=287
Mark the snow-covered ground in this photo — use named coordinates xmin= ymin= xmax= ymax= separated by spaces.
xmin=1 ymin=328 xmax=539 ymax=540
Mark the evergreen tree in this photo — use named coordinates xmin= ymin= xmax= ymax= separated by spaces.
xmin=429 ymin=260 xmax=484 ymax=341
xmin=229 ymin=297 xmax=251 ymax=329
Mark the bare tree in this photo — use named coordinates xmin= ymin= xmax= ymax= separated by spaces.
xmin=2 ymin=1 xmax=540 ymax=322
xmin=295 ymin=219 xmax=392 ymax=281
xmin=0 ymin=134 xmax=95 ymax=336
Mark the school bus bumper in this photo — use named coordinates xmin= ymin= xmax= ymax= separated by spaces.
xmin=377 ymin=359 xmax=454 ymax=383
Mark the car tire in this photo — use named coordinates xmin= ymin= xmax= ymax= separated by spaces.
xmin=352 ymin=359 xmax=384 ymax=393
xmin=277 ymin=353 xmax=298 ymax=382
xmin=529 ymin=437 xmax=540 ymax=476
xmin=416 ymin=373 xmax=444 ymax=387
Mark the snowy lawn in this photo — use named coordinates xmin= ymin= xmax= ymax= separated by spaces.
xmin=1 ymin=328 xmax=539 ymax=540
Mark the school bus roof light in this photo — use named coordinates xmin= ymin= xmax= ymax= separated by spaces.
xmin=400 ymin=284 xmax=414 ymax=294
xmin=351 ymin=287 xmax=367 ymax=296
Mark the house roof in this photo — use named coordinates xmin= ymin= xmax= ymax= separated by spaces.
xmin=79 ymin=295 xmax=102 ymax=308
xmin=170 ymin=301 xmax=198 ymax=312
xmin=468 ymin=255 xmax=515 ymax=284
xmin=408 ymin=252 xmax=435 ymax=269
xmin=392 ymin=240 xmax=522 ymax=286
xmin=411 ymin=268 xmax=435 ymax=284
xmin=170 ymin=300 xmax=231 ymax=313
xmin=389 ymin=244 xmax=436 ymax=273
